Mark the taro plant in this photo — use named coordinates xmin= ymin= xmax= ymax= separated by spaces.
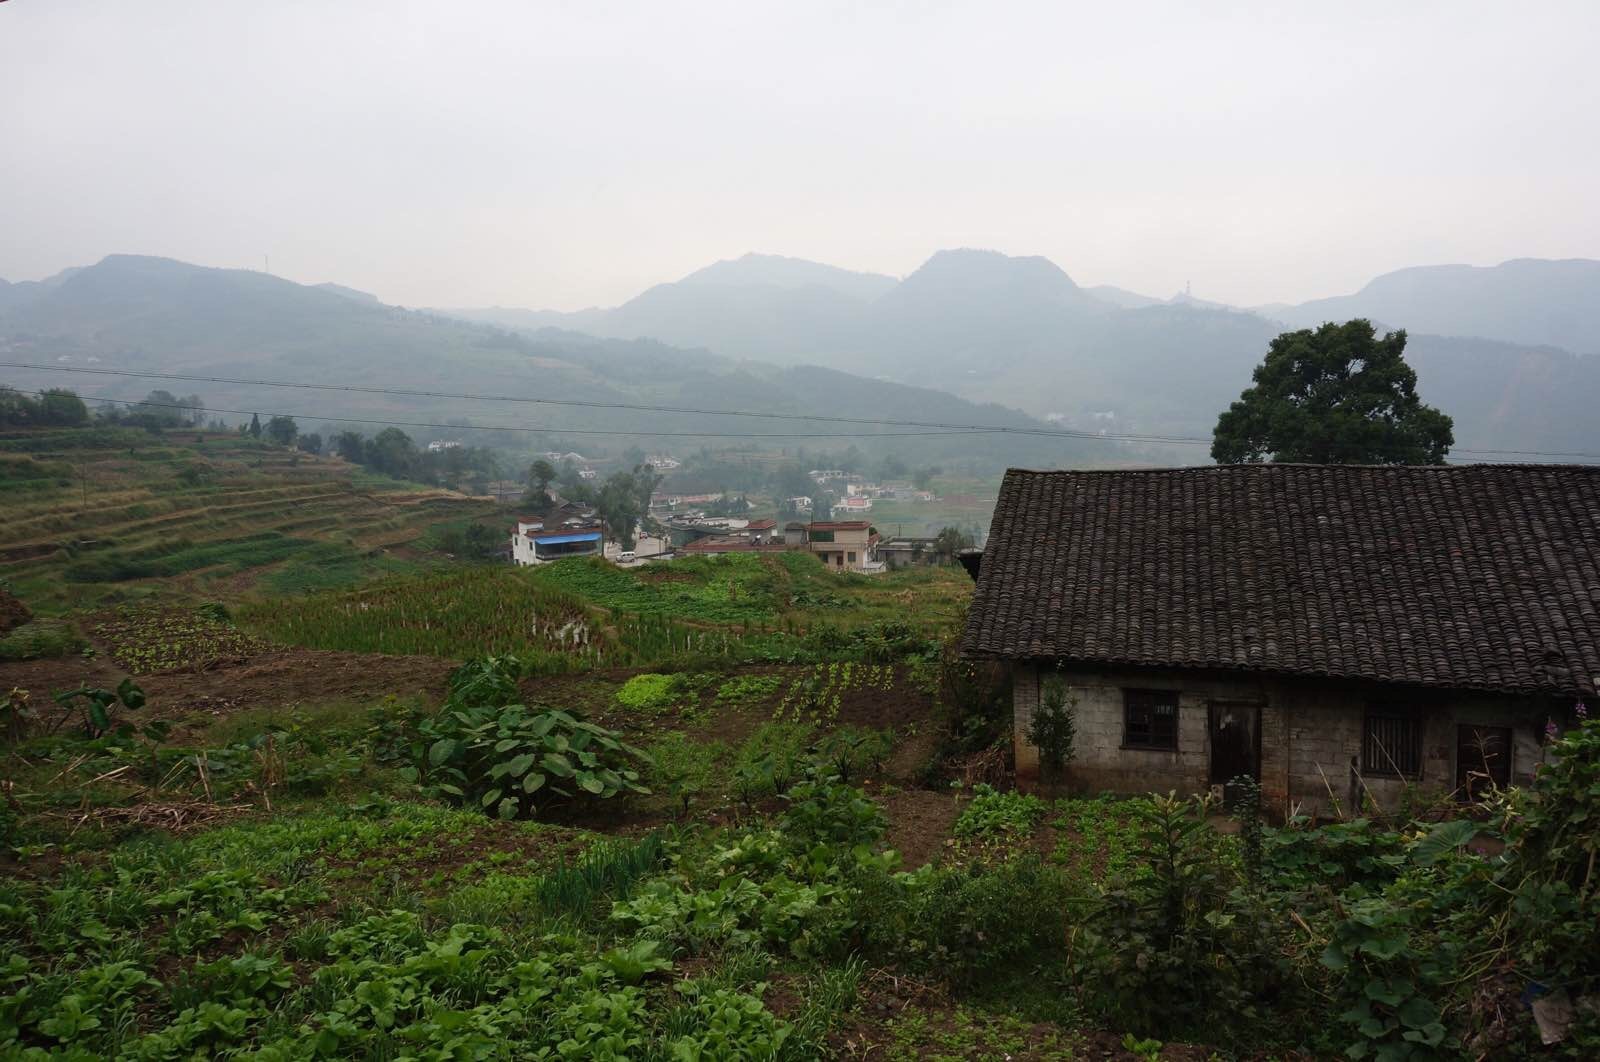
xmin=411 ymin=656 xmax=651 ymax=819
xmin=414 ymin=702 xmax=650 ymax=819
xmin=51 ymin=678 xmax=146 ymax=738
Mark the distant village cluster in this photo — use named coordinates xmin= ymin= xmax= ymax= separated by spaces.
xmin=508 ymin=463 xmax=958 ymax=573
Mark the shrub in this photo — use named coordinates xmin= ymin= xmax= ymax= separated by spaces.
xmin=779 ymin=775 xmax=886 ymax=850
xmin=853 ymin=857 xmax=1072 ymax=986
xmin=1076 ymin=794 xmax=1294 ymax=1043
xmin=1026 ymin=678 xmax=1076 ymax=780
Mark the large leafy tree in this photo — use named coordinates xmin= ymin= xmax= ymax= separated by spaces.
xmin=934 ymin=526 xmax=973 ymax=560
xmin=1212 ymin=319 xmax=1454 ymax=465
xmin=593 ymin=464 xmax=663 ymax=550
xmin=264 ymin=415 xmax=298 ymax=447
xmin=367 ymin=427 xmax=418 ymax=478
xmin=521 ymin=458 xmax=558 ymax=514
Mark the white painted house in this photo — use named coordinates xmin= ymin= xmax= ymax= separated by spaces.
xmin=510 ymin=517 xmax=604 ymax=566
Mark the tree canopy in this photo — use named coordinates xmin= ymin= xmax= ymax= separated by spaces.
xmin=1211 ymin=319 xmax=1454 ymax=465
xmin=0 ymin=387 xmax=90 ymax=428
xmin=264 ymin=415 xmax=298 ymax=447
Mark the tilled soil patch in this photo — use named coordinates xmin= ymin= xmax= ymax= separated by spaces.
xmin=0 ymin=587 xmax=33 ymax=634
xmin=878 ymin=787 xmax=961 ymax=869
xmin=1 ymin=649 xmax=453 ymax=729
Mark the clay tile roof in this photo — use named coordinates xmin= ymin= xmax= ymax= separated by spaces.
xmin=962 ymin=465 xmax=1600 ymax=698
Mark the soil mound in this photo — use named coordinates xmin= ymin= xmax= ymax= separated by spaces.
xmin=0 ymin=589 xmax=31 ymax=635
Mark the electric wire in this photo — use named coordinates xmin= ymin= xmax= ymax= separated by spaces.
xmin=5 ymin=362 xmax=1597 ymax=459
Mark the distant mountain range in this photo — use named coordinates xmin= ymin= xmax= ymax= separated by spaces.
xmin=4 ymin=249 xmax=1597 ymax=465
xmin=444 ymin=250 xmax=1600 ymax=457
xmin=0 ymin=254 xmax=1096 ymax=470
xmin=1258 ymin=258 xmax=1600 ymax=355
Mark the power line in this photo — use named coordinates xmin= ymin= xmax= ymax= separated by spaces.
xmin=0 ymin=361 xmax=1206 ymax=445
xmin=4 ymin=389 xmax=1018 ymax=441
xmin=7 ymin=363 xmax=1598 ymax=460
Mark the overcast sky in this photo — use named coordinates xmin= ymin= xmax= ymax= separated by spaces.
xmin=3 ymin=1 xmax=1597 ymax=310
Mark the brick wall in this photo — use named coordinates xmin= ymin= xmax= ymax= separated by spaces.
xmin=1011 ymin=662 xmax=1550 ymax=819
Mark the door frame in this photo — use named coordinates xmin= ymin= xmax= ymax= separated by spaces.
xmin=1207 ymin=700 xmax=1264 ymax=784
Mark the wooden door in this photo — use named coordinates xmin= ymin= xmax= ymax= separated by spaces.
xmin=1208 ymin=701 xmax=1261 ymax=784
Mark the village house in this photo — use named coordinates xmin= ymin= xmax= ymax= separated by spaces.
xmin=509 ymin=513 xmax=604 ymax=565
xmin=649 ymin=490 xmax=725 ymax=511
xmin=680 ymin=519 xmax=882 ymax=572
xmin=830 ymin=495 xmax=872 ymax=518
xmin=789 ymin=520 xmax=880 ymax=572
xmin=877 ymin=536 xmax=945 ymax=570
xmin=962 ymin=465 xmax=1600 ymax=819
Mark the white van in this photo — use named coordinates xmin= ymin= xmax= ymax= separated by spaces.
xmin=618 ymin=550 xmax=637 ymax=563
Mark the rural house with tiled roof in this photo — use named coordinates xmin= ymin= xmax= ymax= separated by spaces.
xmin=962 ymin=465 xmax=1600 ymax=817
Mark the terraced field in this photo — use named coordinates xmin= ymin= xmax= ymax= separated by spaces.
xmin=0 ymin=428 xmax=500 ymax=614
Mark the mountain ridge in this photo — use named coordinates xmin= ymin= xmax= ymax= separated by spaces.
xmin=439 ymin=249 xmax=1600 ymax=456
xmin=0 ymin=253 xmax=1099 ymax=470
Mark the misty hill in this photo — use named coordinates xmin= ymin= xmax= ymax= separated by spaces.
xmin=1085 ymin=285 xmax=1165 ymax=309
xmin=675 ymin=253 xmax=897 ymax=300
xmin=450 ymin=252 xmax=897 ymax=365
xmin=0 ymin=254 xmax=1101 ymax=470
xmin=314 ymin=282 xmax=381 ymax=305
xmin=453 ymin=249 xmax=1600 ymax=458
xmin=1086 ymin=285 xmax=1238 ymax=312
xmin=1265 ymin=258 xmax=1600 ymax=355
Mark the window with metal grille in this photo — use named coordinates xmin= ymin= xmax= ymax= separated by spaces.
xmin=1363 ymin=712 xmax=1421 ymax=777
xmin=1123 ymin=688 xmax=1179 ymax=749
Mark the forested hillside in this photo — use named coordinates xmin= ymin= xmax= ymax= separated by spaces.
xmin=0 ymin=255 xmax=1113 ymax=470
xmin=455 ymin=249 xmax=1600 ymax=457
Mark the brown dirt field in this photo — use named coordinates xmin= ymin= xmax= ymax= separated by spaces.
xmin=878 ymin=787 xmax=960 ymax=869
xmin=0 ymin=649 xmax=453 ymax=724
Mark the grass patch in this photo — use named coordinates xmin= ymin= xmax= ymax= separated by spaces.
xmin=63 ymin=532 xmax=313 ymax=583
xmin=238 ymin=568 xmax=599 ymax=661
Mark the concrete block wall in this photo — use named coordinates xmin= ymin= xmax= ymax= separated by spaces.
xmin=1013 ymin=663 xmax=1218 ymax=793
xmin=1012 ymin=661 xmax=1550 ymax=819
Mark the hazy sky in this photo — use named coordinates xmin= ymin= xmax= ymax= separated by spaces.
xmin=4 ymin=1 xmax=1597 ymax=310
